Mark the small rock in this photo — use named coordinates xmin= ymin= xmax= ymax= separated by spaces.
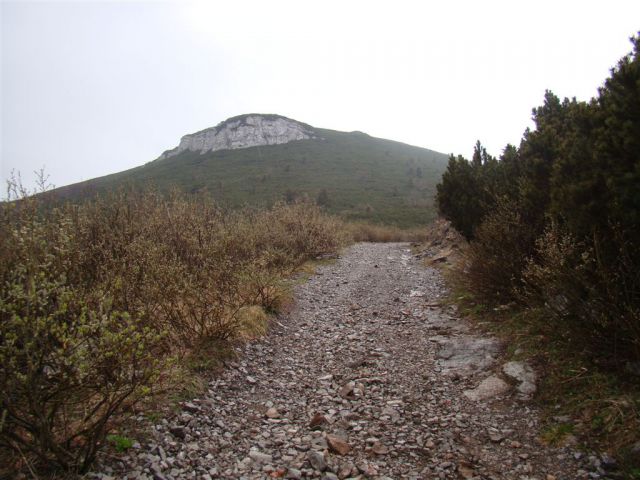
xmin=286 ymin=468 xmax=302 ymax=479
xmin=553 ymin=415 xmax=571 ymax=423
xmin=338 ymin=464 xmax=355 ymax=478
xmin=307 ymin=450 xmax=327 ymax=471
xmin=458 ymin=462 xmax=475 ymax=479
xmin=357 ymin=461 xmax=378 ymax=476
xmin=371 ymin=442 xmax=389 ymax=455
xmin=309 ymin=413 xmax=328 ymax=429
xmin=322 ymin=474 xmax=339 ymax=480
xmin=169 ymin=425 xmax=186 ymax=440
xmin=266 ymin=407 xmax=280 ymax=419
xmin=601 ymin=454 xmax=617 ymax=471
xmin=249 ymin=450 xmax=273 ymax=465
xmin=327 ymin=434 xmax=351 ymax=455
xmin=339 ymin=382 xmax=355 ymax=399
xmin=246 ymin=376 xmax=257 ymax=384
xmin=182 ymin=402 xmax=199 ymax=413
xmin=311 ymin=436 xmax=328 ymax=450
xmin=381 ymin=406 xmax=401 ymax=422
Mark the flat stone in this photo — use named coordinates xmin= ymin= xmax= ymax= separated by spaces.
xmin=307 ymin=450 xmax=327 ymax=471
xmin=437 ymin=337 xmax=501 ymax=375
xmin=463 ymin=375 xmax=510 ymax=401
xmin=249 ymin=450 xmax=272 ymax=465
xmin=502 ymin=361 xmax=537 ymax=397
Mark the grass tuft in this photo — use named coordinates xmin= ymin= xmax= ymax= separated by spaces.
xmin=106 ymin=435 xmax=134 ymax=453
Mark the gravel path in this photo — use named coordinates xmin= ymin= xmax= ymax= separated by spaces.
xmin=97 ymin=243 xmax=596 ymax=480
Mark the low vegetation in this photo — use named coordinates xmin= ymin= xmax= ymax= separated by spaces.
xmin=51 ymin=128 xmax=449 ymax=228
xmin=346 ymin=221 xmax=428 ymax=243
xmin=436 ymin=35 xmax=640 ymax=470
xmin=0 ymin=181 xmax=347 ymax=475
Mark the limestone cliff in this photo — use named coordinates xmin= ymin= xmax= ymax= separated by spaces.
xmin=159 ymin=114 xmax=320 ymax=159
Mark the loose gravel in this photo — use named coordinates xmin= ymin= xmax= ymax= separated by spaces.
xmin=93 ymin=243 xmax=604 ymax=480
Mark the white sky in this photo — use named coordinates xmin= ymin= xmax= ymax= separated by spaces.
xmin=2 ymin=0 xmax=639 ymax=190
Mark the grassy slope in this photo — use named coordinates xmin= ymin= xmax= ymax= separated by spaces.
xmin=54 ymin=128 xmax=449 ymax=227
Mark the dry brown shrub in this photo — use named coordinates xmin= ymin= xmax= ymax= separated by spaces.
xmin=346 ymin=222 xmax=427 ymax=243
xmin=1 ymin=184 xmax=345 ymax=475
xmin=459 ymin=199 xmax=538 ymax=305
xmin=0 ymin=186 xmax=165 ymax=474
xmin=521 ymin=223 xmax=640 ymax=367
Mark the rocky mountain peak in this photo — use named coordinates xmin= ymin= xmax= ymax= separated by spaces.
xmin=158 ymin=114 xmax=320 ymax=159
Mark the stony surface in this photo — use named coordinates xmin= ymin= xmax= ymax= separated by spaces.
xmin=159 ymin=114 xmax=320 ymax=159
xmin=502 ymin=362 xmax=538 ymax=399
xmin=93 ymin=243 xmax=602 ymax=479
xmin=463 ymin=376 xmax=510 ymax=402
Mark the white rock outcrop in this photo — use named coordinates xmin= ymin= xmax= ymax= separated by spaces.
xmin=502 ymin=361 xmax=537 ymax=398
xmin=159 ymin=114 xmax=320 ymax=159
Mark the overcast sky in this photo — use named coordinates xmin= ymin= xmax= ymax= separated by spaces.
xmin=2 ymin=0 xmax=639 ymax=191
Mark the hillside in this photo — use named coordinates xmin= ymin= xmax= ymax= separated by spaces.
xmin=53 ymin=115 xmax=449 ymax=227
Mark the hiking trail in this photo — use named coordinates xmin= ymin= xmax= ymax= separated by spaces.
xmin=96 ymin=243 xmax=594 ymax=480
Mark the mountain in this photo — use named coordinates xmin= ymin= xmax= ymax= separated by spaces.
xmin=54 ymin=114 xmax=449 ymax=227
xmin=158 ymin=114 xmax=321 ymax=159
